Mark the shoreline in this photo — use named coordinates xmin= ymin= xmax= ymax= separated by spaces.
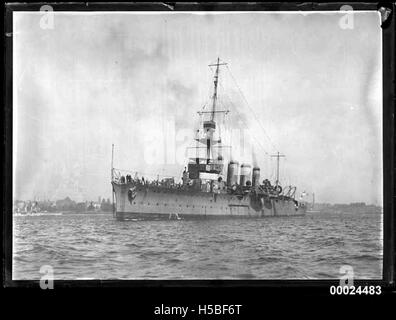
xmin=14 ymin=211 xmax=112 ymax=215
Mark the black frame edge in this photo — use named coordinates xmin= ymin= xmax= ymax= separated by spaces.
xmin=3 ymin=2 xmax=395 ymax=291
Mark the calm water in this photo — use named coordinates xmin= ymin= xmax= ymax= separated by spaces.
xmin=13 ymin=212 xmax=383 ymax=280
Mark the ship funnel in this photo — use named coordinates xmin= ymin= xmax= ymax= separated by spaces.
xmin=252 ymin=167 xmax=260 ymax=187
xmin=227 ymin=161 xmax=239 ymax=187
xmin=239 ymin=164 xmax=252 ymax=186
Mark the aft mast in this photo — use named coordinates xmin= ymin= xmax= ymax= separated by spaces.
xmin=271 ymin=152 xmax=285 ymax=186
xmin=111 ymin=143 xmax=115 ymax=217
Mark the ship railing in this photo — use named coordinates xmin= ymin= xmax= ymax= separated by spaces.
xmin=281 ymin=185 xmax=297 ymax=199
xmin=112 ymin=168 xmax=182 ymax=187
xmin=257 ymin=185 xmax=279 ymax=196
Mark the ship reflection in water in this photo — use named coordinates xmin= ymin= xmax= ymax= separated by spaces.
xmin=13 ymin=211 xmax=382 ymax=280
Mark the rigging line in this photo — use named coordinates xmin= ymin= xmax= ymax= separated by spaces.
xmin=226 ymin=113 xmax=269 ymax=158
xmin=282 ymin=157 xmax=291 ymax=184
xmin=201 ymin=66 xmax=217 ymax=111
xmin=217 ymin=78 xmax=270 ymax=156
xmin=219 ymin=97 xmax=269 ymax=157
xmin=217 ymin=81 xmax=270 ymax=156
xmin=225 ymin=65 xmax=279 ymax=153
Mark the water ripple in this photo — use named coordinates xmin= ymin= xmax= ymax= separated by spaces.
xmin=13 ymin=212 xmax=382 ymax=279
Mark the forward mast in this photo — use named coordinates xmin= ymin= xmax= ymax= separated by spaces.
xmin=188 ymin=58 xmax=229 ymax=180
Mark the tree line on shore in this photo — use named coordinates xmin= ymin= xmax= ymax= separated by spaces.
xmin=13 ymin=197 xmax=114 ymax=213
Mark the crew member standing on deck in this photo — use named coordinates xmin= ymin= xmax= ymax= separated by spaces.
xmin=182 ymin=167 xmax=189 ymax=187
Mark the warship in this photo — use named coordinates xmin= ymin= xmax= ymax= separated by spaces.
xmin=111 ymin=58 xmax=307 ymax=220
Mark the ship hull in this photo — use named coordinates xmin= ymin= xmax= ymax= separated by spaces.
xmin=112 ymin=182 xmax=306 ymax=220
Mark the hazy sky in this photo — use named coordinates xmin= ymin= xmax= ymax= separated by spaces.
xmin=13 ymin=11 xmax=382 ymax=204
